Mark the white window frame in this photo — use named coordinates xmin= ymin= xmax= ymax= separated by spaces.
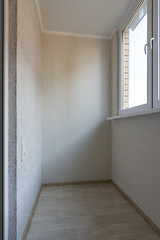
xmin=153 ymin=0 xmax=160 ymax=108
xmin=119 ymin=0 xmax=153 ymax=116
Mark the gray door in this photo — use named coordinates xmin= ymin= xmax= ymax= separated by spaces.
xmin=0 ymin=0 xmax=3 ymax=239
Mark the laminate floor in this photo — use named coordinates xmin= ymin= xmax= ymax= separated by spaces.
xmin=26 ymin=183 xmax=160 ymax=240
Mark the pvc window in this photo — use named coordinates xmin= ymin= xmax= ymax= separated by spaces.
xmin=119 ymin=0 xmax=160 ymax=115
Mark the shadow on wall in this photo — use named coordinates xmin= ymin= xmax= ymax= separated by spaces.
xmin=42 ymin=35 xmax=111 ymax=183
xmin=42 ymin=36 xmax=110 ymax=116
xmin=42 ymin=121 xmax=110 ymax=183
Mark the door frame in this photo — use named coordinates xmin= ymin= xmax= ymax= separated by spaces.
xmin=0 ymin=0 xmax=4 ymax=239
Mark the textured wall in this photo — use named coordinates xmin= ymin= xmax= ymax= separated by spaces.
xmin=4 ymin=0 xmax=9 ymax=238
xmin=17 ymin=0 xmax=42 ymax=239
xmin=111 ymin=32 xmax=160 ymax=229
xmin=42 ymin=34 xmax=111 ymax=183
xmin=8 ymin=0 xmax=17 ymax=239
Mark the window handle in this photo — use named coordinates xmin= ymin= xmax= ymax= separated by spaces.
xmin=144 ymin=43 xmax=148 ymax=54
xmin=150 ymin=37 xmax=155 ymax=50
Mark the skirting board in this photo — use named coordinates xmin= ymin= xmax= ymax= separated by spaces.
xmin=111 ymin=180 xmax=160 ymax=236
xmin=22 ymin=179 xmax=160 ymax=239
xmin=21 ymin=185 xmax=42 ymax=240
xmin=42 ymin=179 xmax=112 ymax=187
xmin=21 ymin=179 xmax=111 ymax=239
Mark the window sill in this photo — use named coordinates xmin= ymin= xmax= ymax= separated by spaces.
xmin=106 ymin=108 xmax=160 ymax=120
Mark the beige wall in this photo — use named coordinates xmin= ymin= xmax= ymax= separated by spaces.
xmin=42 ymin=34 xmax=111 ymax=183
xmin=17 ymin=0 xmax=42 ymax=239
xmin=111 ymin=32 xmax=160 ymax=229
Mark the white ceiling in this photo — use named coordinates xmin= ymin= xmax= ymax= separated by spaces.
xmin=37 ymin=0 xmax=135 ymax=39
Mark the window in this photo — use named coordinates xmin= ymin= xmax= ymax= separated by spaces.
xmin=119 ymin=0 xmax=159 ymax=115
xmin=153 ymin=0 xmax=160 ymax=108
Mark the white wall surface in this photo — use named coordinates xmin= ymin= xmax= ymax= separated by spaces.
xmin=111 ymin=32 xmax=160 ymax=229
xmin=17 ymin=0 xmax=42 ymax=239
xmin=42 ymin=34 xmax=111 ymax=183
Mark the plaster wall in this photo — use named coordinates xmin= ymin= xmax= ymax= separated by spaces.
xmin=42 ymin=34 xmax=111 ymax=183
xmin=8 ymin=0 xmax=17 ymax=239
xmin=17 ymin=0 xmax=42 ymax=239
xmin=111 ymin=32 xmax=160 ymax=229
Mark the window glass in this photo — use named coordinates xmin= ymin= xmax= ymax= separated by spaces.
xmin=122 ymin=0 xmax=148 ymax=109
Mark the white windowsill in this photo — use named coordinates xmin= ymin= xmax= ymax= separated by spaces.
xmin=106 ymin=108 xmax=160 ymax=120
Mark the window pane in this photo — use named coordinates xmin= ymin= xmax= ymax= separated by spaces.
xmin=123 ymin=0 xmax=148 ymax=109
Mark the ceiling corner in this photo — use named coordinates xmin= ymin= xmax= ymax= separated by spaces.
xmin=34 ymin=0 xmax=44 ymax=31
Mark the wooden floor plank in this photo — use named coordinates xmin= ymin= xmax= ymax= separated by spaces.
xmin=26 ymin=183 xmax=160 ymax=240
